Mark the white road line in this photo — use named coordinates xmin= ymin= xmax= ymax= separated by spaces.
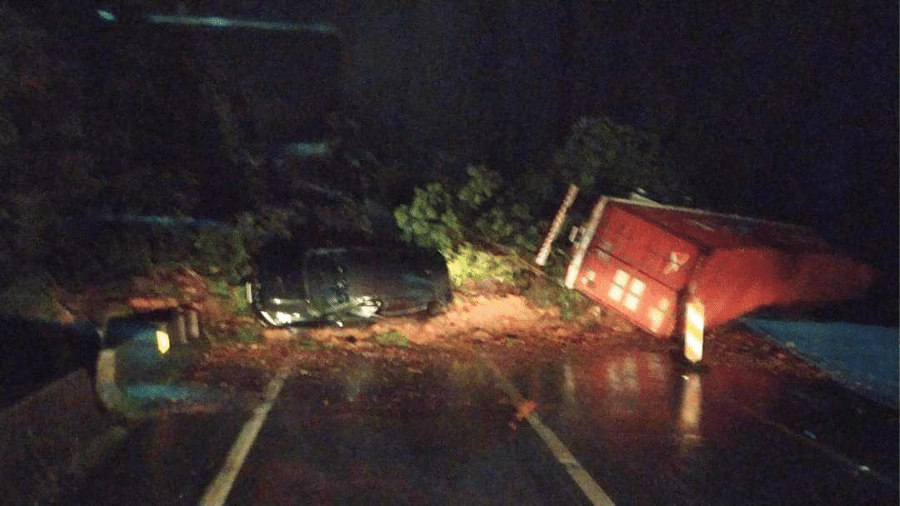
xmin=482 ymin=357 xmax=616 ymax=506
xmin=197 ymin=364 xmax=292 ymax=506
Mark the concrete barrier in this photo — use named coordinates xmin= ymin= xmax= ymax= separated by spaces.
xmin=0 ymin=368 xmax=127 ymax=505
xmin=95 ymin=348 xmax=127 ymax=412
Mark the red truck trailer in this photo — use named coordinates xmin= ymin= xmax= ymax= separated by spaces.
xmin=565 ymin=197 xmax=875 ymax=339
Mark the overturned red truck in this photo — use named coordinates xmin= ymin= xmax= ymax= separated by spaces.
xmin=564 ymin=196 xmax=875 ymax=339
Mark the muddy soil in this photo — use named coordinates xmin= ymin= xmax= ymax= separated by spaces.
xmin=180 ymin=289 xmax=829 ymax=402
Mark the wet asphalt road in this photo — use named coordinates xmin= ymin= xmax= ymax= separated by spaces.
xmin=507 ymin=350 xmax=898 ymax=505
xmin=72 ymin=346 xmax=898 ymax=505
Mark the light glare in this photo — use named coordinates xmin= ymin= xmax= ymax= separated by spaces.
xmin=156 ymin=329 xmax=170 ymax=354
xmin=97 ymin=10 xmax=117 ymax=22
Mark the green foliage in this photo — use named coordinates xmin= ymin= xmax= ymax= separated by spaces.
xmin=520 ymin=276 xmax=560 ymax=310
xmin=202 ymin=321 xmax=260 ymax=345
xmin=225 ymin=281 xmax=251 ymax=317
xmin=520 ymin=276 xmax=595 ymax=321
xmin=296 ymin=337 xmax=323 ymax=349
xmin=394 ymin=165 xmax=505 ymax=255
xmin=190 ymin=227 xmax=249 ymax=283
xmin=207 ymin=277 xmax=250 ymax=317
xmin=446 ymin=243 xmax=518 ymax=286
xmin=374 ymin=331 xmax=410 ymax=348
xmin=473 ymin=201 xmax=540 ymax=252
xmin=394 ymin=182 xmax=458 ymax=254
xmin=555 ymin=288 xmax=593 ymax=321
xmin=394 ymin=165 xmax=544 ymax=287
xmin=555 ymin=115 xmax=684 ymax=200
xmin=232 ymin=325 xmax=260 ymax=344
xmin=458 ymin=166 xmax=502 ymax=209
xmin=209 ymin=278 xmax=232 ymax=299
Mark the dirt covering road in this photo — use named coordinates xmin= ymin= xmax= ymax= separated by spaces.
xmin=179 ymin=288 xmax=829 ymax=404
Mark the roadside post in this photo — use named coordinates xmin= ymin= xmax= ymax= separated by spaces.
xmin=166 ymin=307 xmax=201 ymax=346
xmin=186 ymin=308 xmax=200 ymax=341
xmin=170 ymin=310 xmax=188 ymax=345
xmin=564 ymin=197 xmax=608 ymax=289
xmin=684 ymin=299 xmax=704 ymax=363
xmin=95 ymin=349 xmax=126 ymax=411
xmin=535 ymin=184 xmax=578 ymax=266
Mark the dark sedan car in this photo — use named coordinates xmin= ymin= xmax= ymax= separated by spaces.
xmin=247 ymin=240 xmax=453 ymax=326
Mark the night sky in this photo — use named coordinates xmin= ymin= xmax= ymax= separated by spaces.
xmin=8 ymin=1 xmax=900 ymax=296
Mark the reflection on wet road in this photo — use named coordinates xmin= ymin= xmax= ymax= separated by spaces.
xmin=223 ymin=354 xmax=593 ymax=505
xmin=72 ymin=345 xmax=898 ymax=505
xmin=506 ymin=349 xmax=899 ymax=505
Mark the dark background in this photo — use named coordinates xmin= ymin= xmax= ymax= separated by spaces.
xmin=4 ymin=0 xmax=897 ymax=299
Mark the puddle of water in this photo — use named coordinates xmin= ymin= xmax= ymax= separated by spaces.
xmin=508 ymin=350 xmax=786 ymax=438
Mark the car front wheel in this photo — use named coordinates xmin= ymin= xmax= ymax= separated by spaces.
xmin=426 ymin=299 xmax=446 ymax=317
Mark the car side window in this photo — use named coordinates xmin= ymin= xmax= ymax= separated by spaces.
xmin=308 ymin=251 xmax=350 ymax=310
xmin=325 ymin=279 xmax=349 ymax=307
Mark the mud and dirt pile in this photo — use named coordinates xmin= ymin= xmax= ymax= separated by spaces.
xmin=260 ymin=291 xmax=638 ymax=348
xmin=183 ymin=285 xmax=829 ymax=396
xmin=49 ymin=269 xmax=828 ymax=394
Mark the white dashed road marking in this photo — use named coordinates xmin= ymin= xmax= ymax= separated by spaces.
xmin=199 ymin=358 xmax=612 ymax=505
xmin=198 ymin=364 xmax=292 ymax=506
xmin=482 ymin=356 xmax=616 ymax=506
